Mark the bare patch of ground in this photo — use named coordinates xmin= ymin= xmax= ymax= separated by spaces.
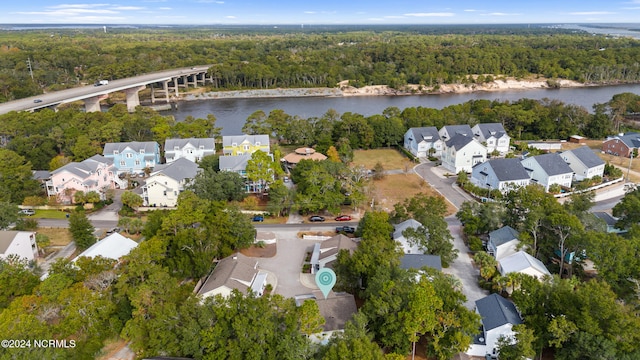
xmin=240 ymin=243 xmax=277 ymax=258
xmin=352 ymin=148 xmax=411 ymax=170
xmin=372 ymin=173 xmax=457 ymax=216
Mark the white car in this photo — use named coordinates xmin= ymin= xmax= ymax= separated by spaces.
xmin=19 ymin=209 xmax=35 ymax=216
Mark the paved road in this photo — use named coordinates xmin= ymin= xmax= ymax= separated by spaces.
xmin=413 ymin=162 xmax=474 ymax=209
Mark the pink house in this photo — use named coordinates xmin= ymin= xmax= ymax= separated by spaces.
xmin=46 ymin=155 xmax=119 ymax=203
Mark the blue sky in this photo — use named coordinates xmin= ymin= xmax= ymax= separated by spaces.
xmin=2 ymin=0 xmax=640 ymax=25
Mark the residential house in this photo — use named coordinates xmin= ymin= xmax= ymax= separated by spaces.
xmin=472 ymin=123 xmax=511 ymax=154
xmin=466 ymin=293 xmax=523 ymax=358
xmin=438 ymin=124 xmax=473 ymax=142
xmin=393 ymin=219 xmax=424 ymax=254
xmin=33 ymin=170 xmax=51 ymax=194
xmin=593 ymin=212 xmax=627 ymax=234
xmin=164 ymin=138 xmax=216 ymax=164
xmin=471 ymin=158 xmax=530 ymax=193
xmin=602 ymin=132 xmax=640 ymax=157
xmin=295 ymin=291 xmax=358 ymax=345
xmin=498 ymin=251 xmax=551 ymax=280
xmin=310 ymin=234 xmax=359 ymax=274
xmin=72 ymin=233 xmax=138 ymax=262
xmin=196 ymin=253 xmax=267 ymax=299
xmin=222 ymin=134 xmax=270 ymax=156
xmin=560 ymin=146 xmax=605 ymax=181
xmin=0 ymin=231 xmax=38 ymax=262
xmin=441 ymin=134 xmax=487 ymax=173
xmin=219 ymin=154 xmax=271 ymax=193
xmin=103 ymin=141 xmax=160 ymax=174
xmin=403 ymin=127 xmax=443 ymax=157
xmin=142 ymin=158 xmax=200 ymax=207
xmin=521 ymin=153 xmax=573 ymax=191
xmin=281 ymin=147 xmax=327 ymax=170
xmin=47 ymin=154 xmax=118 ymax=203
xmin=487 ymin=226 xmax=520 ymax=260
xmin=400 ymin=254 xmax=442 ymax=272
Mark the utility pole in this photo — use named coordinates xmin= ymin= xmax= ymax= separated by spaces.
xmin=627 ymin=149 xmax=634 ymax=182
xmin=26 ymin=58 xmax=34 ymax=80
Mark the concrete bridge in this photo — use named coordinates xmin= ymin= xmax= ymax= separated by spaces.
xmin=0 ymin=65 xmax=212 ymax=115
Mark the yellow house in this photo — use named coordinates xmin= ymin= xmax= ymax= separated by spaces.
xmin=222 ymin=134 xmax=270 ymax=156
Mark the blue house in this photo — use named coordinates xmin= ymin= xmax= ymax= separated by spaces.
xmin=103 ymin=141 xmax=160 ymax=174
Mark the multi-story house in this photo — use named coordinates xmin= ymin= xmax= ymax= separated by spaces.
xmin=164 ymin=138 xmax=216 ymax=164
xmin=466 ymin=294 xmax=523 ymax=358
xmin=438 ymin=124 xmax=473 ymax=142
xmin=471 ymin=158 xmax=530 ymax=193
xmin=472 ymin=123 xmax=511 ymax=154
xmin=47 ymin=155 xmax=118 ymax=203
xmin=103 ymin=141 xmax=160 ymax=174
xmin=0 ymin=231 xmax=38 ymax=262
xmin=602 ymin=132 xmax=640 ymax=158
xmin=521 ymin=153 xmax=573 ymax=192
xmin=441 ymin=134 xmax=487 ymax=173
xmin=142 ymin=158 xmax=200 ymax=207
xmin=222 ymin=134 xmax=270 ymax=156
xmin=560 ymin=146 xmax=605 ymax=181
xmin=404 ymin=127 xmax=444 ymax=157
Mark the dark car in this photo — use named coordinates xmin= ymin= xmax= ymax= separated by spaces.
xmin=335 ymin=215 xmax=352 ymax=221
xmin=252 ymin=215 xmax=264 ymax=222
xmin=33 ymin=99 xmax=43 ymax=103
xmin=309 ymin=215 xmax=325 ymax=222
xmin=336 ymin=226 xmax=355 ymax=234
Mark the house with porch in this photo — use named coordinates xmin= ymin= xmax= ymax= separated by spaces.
xmin=142 ymin=158 xmax=201 ymax=207
xmin=103 ymin=141 xmax=160 ymax=174
xmin=472 ymin=123 xmax=511 ymax=154
xmin=196 ymin=253 xmax=267 ymax=299
xmin=164 ymin=138 xmax=216 ymax=164
xmin=222 ymin=134 xmax=270 ymax=156
xmin=0 ymin=231 xmax=38 ymax=262
xmin=441 ymin=134 xmax=487 ymax=173
xmin=487 ymin=226 xmax=520 ymax=260
xmin=520 ymin=153 xmax=573 ymax=192
xmin=466 ymin=293 xmax=523 ymax=358
xmin=560 ymin=146 xmax=605 ymax=181
xmin=602 ymin=132 xmax=640 ymax=157
xmin=471 ymin=158 xmax=530 ymax=193
xmin=438 ymin=124 xmax=473 ymax=142
xmin=47 ymin=154 xmax=118 ymax=204
xmin=404 ymin=127 xmax=443 ymax=157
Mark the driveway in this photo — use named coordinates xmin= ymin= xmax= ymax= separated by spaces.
xmin=413 ymin=161 xmax=473 ymax=210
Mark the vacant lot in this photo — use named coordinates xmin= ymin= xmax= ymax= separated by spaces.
xmin=371 ymin=173 xmax=457 ymax=216
xmin=352 ymin=148 xmax=413 ymax=170
xmin=37 ymin=227 xmax=72 ymax=246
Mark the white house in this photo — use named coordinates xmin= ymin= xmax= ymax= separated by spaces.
xmin=441 ymin=134 xmax=487 ymax=173
xmin=404 ymin=127 xmax=444 ymax=157
xmin=295 ymin=291 xmax=358 ymax=345
xmin=487 ymin=226 xmax=520 ymax=260
xmin=142 ymin=158 xmax=200 ymax=207
xmin=196 ymin=253 xmax=267 ymax=299
xmin=72 ymin=233 xmax=138 ymax=262
xmin=471 ymin=158 xmax=530 ymax=193
xmin=498 ymin=251 xmax=551 ymax=280
xmin=521 ymin=153 xmax=573 ymax=192
xmin=393 ymin=219 xmax=424 ymax=254
xmin=560 ymin=146 xmax=605 ymax=181
xmin=466 ymin=293 xmax=523 ymax=358
xmin=164 ymin=138 xmax=216 ymax=164
xmin=0 ymin=231 xmax=38 ymax=262
xmin=472 ymin=123 xmax=511 ymax=154
xmin=310 ymin=234 xmax=358 ymax=274
xmin=438 ymin=124 xmax=473 ymax=142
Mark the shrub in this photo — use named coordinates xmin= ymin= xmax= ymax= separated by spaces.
xmin=468 ymin=236 xmax=484 ymax=252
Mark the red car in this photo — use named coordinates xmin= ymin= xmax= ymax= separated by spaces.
xmin=335 ymin=215 xmax=352 ymax=221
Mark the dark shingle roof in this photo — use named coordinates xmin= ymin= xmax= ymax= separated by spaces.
xmin=615 ymin=132 xmax=640 ymax=148
xmin=409 ymin=127 xmax=440 ymax=142
xmin=197 ymin=253 xmax=257 ymax=296
xmin=441 ymin=125 xmax=473 ymax=138
xmin=400 ymin=254 xmax=442 ymax=271
xmin=565 ymin=146 xmax=605 ymax=169
xmin=475 ymin=123 xmax=508 ymax=139
xmin=593 ymin=212 xmax=618 ymax=226
xmin=150 ymin=158 xmax=200 ymax=181
xmin=529 ymin=153 xmax=573 ymax=176
xmin=475 ymin=293 xmax=522 ymax=331
xmin=445 ymin=133 xmax=475 ymax=150
xmin=489 ymin=226 xmax=519 ymax=247
xmin=485 ymin=158 xmax=529 ymax=181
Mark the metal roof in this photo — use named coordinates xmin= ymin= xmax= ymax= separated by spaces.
xmin=475 ymin=293 xmax=523 ymax=331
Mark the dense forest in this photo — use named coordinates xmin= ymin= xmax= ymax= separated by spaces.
xmin=1 ymin=25 xmax=640 ymax=102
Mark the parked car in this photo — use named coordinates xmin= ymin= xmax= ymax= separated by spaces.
xmin=19 ymin=209 xmax=35 ymax=216
xmin=336 ymin=226 xmax=355 ymax=234
xmin=335 ymin=215 xmax=352 ymax=221
xmin=252 ymin=215 xmax=264 ymax=222
xmin=283 ymin=176 xmax=290 ymax=183
xmin=309 ymin=215 xmax=325 ymax=222
xmin=106 ymin=227 xmax=121 ymax=235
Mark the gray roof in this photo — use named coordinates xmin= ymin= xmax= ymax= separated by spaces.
xmin=445 ymin=133 xmax=475 ymax=151
xmin=149 ymin=158 xmax=200 ymax=181
xmin=32 ymin=170 xmax=51 ymax=180
xmin=319 ymin=234 xmax=359 ymax=262
xmin=393 ymin=219 xmax=423 ymax=239
xmin=314 ymin=293 xmax=358 ymax=332
xmin=219 ymin=154 xmax=252 ymax=172
xmin=593 ymin=211 xmax=618 ymax=226
xmin=222 ymin=134 xmax=270 ymax=147
xmin=564 ymin=146 xmax=605 ymax=169
xmin=499 ymin=251 xmax=551 ymax=277
xmin=475 ymin=293 xmax=522 ymax=331
xmin=614 ymin=132 xmax=640 ymax=149
xmin=482 ymin=158 xmax=529 ymax=182
xmin=489 ymin=226 xmax=519 ymax=247
xmin=197 ymin=253 xmax=258 ymax=296
xmin=441 ymin=124 xmax=473 ymax=138
xmin=103 ymin=141 xmax=158 ymax=155
xmin=474 ymin=123 xmax=508 ymax=139
xmin=400 ymin=254 xmax=442 ymax=271
xmin=409 ymin=127 xmax=440 ymax=143
xmin=51 ymin=155 xmax=112 ymax=179
xmin=528 ymin=153 xmax=573 ymax=176
xmin=165 ymin=138 xmax=215 ymax=150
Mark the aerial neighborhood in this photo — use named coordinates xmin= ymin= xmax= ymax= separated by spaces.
xmin=1 ymin=24 xmax=640 ymax=360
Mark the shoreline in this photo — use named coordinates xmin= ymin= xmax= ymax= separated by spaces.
xmin=175 ymin=77 xmax=626 ymax=102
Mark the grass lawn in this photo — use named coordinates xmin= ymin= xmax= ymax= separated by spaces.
xmin=371 ymin=173 xmax=457 ymax=216
xmin=352 ymin=148 xmax=413 ymax=171
xmin=37 ymin=227 xmax=72 ymax=246
xmin=30 ymin=209 xmax=70 ymax=219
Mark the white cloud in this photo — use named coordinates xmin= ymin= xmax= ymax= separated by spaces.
xmin=464 ymin=9 xmax=482 ymax=12
xmin=404 ymin=12 xmax=455 ymax=17
xmin=569 ymin=11 xmax=616 ymax=15
xmin=158 ymin=7 xmax=172 ymax=10
xmin=111 ymin=6 xmax=145 ymax=11
xmin=384 ymin=15 xmax=405 ymax=19
xmin=304 ymin=11 xmax=317 ymax=14
xmin=225 ymin=15 xmax=236 ymax=19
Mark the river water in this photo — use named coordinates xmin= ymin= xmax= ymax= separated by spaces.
xmin=162 ymin=84 xmax=640 ymax=135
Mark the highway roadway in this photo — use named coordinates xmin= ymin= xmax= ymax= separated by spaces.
xmin=0 ymin=65 xmax=211 ymax=114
